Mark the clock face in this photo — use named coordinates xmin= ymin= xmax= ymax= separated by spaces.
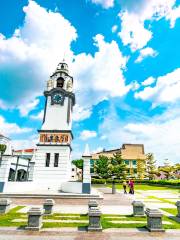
xmin=52 ymin=93 xmax=63 ymax=104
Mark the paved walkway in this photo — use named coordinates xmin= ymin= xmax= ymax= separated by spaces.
xmin=0 ymin=228 xmax=179 ymax=240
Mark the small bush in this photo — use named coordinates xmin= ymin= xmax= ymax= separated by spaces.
xmin=91 ymin=178 xmax=180 ymax=186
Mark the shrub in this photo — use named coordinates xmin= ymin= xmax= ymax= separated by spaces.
xmin=91 ymin=178 xmax=180 ymax=186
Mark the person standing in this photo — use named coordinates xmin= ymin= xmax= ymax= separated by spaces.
xmin=129 ymin=180 xmax=134 ymax=194
xmin=122 ymin=180 xmax=127 ymax=194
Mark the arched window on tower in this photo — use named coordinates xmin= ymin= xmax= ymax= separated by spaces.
xmin=57 ymin=77 xmax=64 ymax=88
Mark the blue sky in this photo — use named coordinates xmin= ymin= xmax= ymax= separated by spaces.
xmin=0 ymin=0 xmax=180 ymax=164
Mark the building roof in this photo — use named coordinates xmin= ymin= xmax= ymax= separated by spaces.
xmin=92 ymin=143 xmax=146 ymax=160
xmin=14 ymin=148 xmax=36 ymax=153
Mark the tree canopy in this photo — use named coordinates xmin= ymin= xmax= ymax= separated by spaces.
xmin=0 ymin=144 xmax=6 ymax=155
xmin=94 ymin=155 xmax=109 ymax=179
xmin=94 ymin=153 xmax=127 ymax=180
xmin=72 ymin=159 xmax=83 ymax=170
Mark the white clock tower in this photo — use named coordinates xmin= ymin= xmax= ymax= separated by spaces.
xmin=33 ymin=61 xmax=75 ymax=191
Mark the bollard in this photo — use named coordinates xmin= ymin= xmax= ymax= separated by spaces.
xmin=132 ymin=201 xmax=145 ymax=216
xmin=88 ymin=200 xmax=98 ymax=210
xmin=175 ymin=201 xmax=180 ymax=218
xmin=26 ymin=207 xmax=44 ymax=230
xmin=145 ymin=208 xmax=165 ymax=232
xmin=43 ymin=199 xmax=55 ymax=215
xmin=88 ymin=207 xmax=102 ymax=232
xmin=112 ymin=181 xmax=116 ymax=194
xmin=0 ymin=199 xmax=11 ymax=214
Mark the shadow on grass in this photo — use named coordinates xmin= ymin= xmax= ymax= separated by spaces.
xmin=169 ymin=216 xmax=180 ymax=223
xmin=17 ymin=225 xmax=26 ymax=230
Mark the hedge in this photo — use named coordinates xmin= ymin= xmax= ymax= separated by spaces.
xmin=91 ymin=178 xmax=180 ymax=186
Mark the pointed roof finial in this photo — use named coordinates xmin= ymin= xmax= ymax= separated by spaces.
xmin=82 ymin=144 xmax=92 ymax=158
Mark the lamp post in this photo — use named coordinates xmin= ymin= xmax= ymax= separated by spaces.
xmin=112 ymin=176 xmax=116 ymax=194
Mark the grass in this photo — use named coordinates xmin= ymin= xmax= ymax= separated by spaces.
xmin=161 ymin=208 xmax=178 ymax=216
xmin=0 ymin=206 xmax=179 ymax=229
xmin=147 ymin=196 xmax=175 ymax=204
xmin=106 ymin=184 xmax=180 ymax=192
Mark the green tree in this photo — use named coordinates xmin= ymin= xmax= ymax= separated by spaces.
xmin=72 ymin=159 xmax=83 ymax=180
xmin=0 ymin=144 xmax=7 ymax=166
xmin=146 ymin=153 xmax=156 ymax=180
xmin=72 ymin=159 xmax=83 ymax=170
xmin=94 ymin=155 xmax=110 ymax=179
xmin=109 ymin=153 xmax=127 ymax=179
xmin=159 ymin=166 xmax=175 ymax=180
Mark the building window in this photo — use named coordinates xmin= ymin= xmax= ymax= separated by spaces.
xmin=57 ymin=77 xmax=64 ymax=88
xmin=54 ymin=153 xmax=59 ymax=167
xmin=132 ymin=160 xmax=137 ymax=165
xmin=134 ymin=169 xmax=137 ymax=174
xmin=125 ymin=160 xmax=130 ymax=165
xmin=45 ymin=153 xmax=50 ymax=167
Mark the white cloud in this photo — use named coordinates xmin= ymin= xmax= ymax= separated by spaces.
xmin=0 ymin=0 xmax=77 ymax=107
xmin=135 ymin=47 xmax=158 ymax=63
xmin=92 ymin=146 xmax=103 ymax=154
xmin=142 ymin=77 xmax=156 ymax=86
xmin=73 ymin=105 xmax=92 ymax=122
xmin=119 ymin=0 xmax=180 ymax=51
xmin=91 ymin=0 xmax=114 ymax=9
xmin=99 ymin=106 xmax=180 ymax=164
xmin=135 ymin=68 xmax=180 ymax=104
xmin=30 ymin=110 xmax=44 ymax=120
xmin=12 ymin=134 xmax=38 ymax=150
xmin=18 ymin=98 xmax=39 ymax=116
xmin=112 ymin=25 xmax=118 ymax=33
xmin=0 ymin=1 xmax=131 ymax=122
xmin=0 ymin=116 xmax=32 ymax=136
xmin=80 ymin=130 xmax=97 ymax=140
xmin=72 ymin=34 xmax=130 ymax=112
xmin=130 ymin=81 xmax=140 ymax=90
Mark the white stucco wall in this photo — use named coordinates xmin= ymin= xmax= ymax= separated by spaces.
xmin=33 ymin=145 xmax=72 ymax=191
xmin=42 ymin=96 xmax=72 ymax=130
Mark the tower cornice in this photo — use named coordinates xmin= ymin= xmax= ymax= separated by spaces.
xmin=44 ymin=88 xmax=75 ymax=106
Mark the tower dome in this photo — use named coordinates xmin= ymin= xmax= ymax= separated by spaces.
xmin=56 ymin=61 xmax=69 ymax=74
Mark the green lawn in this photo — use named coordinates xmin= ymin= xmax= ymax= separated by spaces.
xmin=0 ymin=206 xmax=179 ymax=229
xmin=105 ymin=184 xmax=180 ymax=192
xmin=161 ymin=208 xmax=178 ymax=216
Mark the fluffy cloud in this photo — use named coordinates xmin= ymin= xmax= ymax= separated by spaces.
xmin=142 ymin=77 xmax=156 ymax=86
xmin=91 ymin=0 xmax=114 ymax=9
xmin=135 ymin=68 xmax=180 ymax=104
xmin=119 ymin=0 xmax=180 ymax=51
xmin=135 ymin=47 xmax=158 ymax=63
xmin=112 ymin=25 xmax=118 ymax=33
xmin=72 ymin=34 xmax=130 ymax=113
xmin=18 ymin=98 xmax=39 ymax=116
xmin=0 ymin=1 xmax=130 ymax=122
xmin=0 ymin=0 xmax=77 ymax=107
xmin=80 ymin=130 xmax=97 ymax=140
xmin=99 ymin=106 xmax=180 ymax=164
xmin=12 ymin=134 xmax=38 ymax=150
xmin=73 ymin=105 xmax=92 ymax=122
xmin=0 ymin=116 xmax=32 ymax=136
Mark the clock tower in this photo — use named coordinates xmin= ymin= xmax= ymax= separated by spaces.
xmin=33 ymin=61 xmax=75 ymax=190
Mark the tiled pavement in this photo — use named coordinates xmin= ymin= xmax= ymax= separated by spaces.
xmin=0 ymin=228 xmax=179 ymax=240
